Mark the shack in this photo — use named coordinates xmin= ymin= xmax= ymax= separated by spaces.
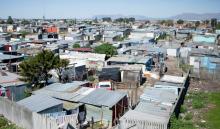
xmin=79 ymin=89 xmax=128 ymax=127
xmin=0 ymin=70 xmax=27 ymax=101
xmin=17 ymin=94 xmax=63 ymax=114
xmin=107 ymin=55 xmax=153 ymax=71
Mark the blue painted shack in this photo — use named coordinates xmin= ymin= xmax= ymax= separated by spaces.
xmin=193 ymin=34 xmax=216 ymax=44
xmin=189 ymin=49 xmax=220 ymax=79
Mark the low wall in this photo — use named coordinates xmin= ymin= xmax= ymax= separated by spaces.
xmin=0 ymin=97 xmax=78 ymax=129
xmin=0 ymin=97 xmax=34 ymax=129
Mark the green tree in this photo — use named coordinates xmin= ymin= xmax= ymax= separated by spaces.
xmin=19 ymin=50 xmax=65 ymax=88
xmin=21 ymin=19 xmax=30 ymax=25
xmin=69 ymin=19 xmax=77 ymax=25
xmin=203 ymin=20 xmax=209 ymax=25
xmin=145 ymin=20 xmax=150 ymax=24
xmin=195 ymin=21 xmax=200 ymax=28
xmin=115 ymin=36 xmax=125 ymax=41
xmin=185 ymin=23 xmax=193 ymax=28
xmin=159 ymin=20 xmax=173 ymax=26
xmin=55 ymin=58 xmax=69 ymax=83
xmin=94 ymin=43 xmax=117 ymax=57
xmin=7 ymin=16 xmax=14 ymax=24
xmin=20 ymin=31 xmax=30 ymax=38
xmin=211 ymin=18 xmax=217 ymax=30
xmin=0 ymin=20 xmax=5 ymax=24
xmin=166 ymin=20 xmax=174 ymax=26
xmin=19 ymin=57 xmax=41 ymax=87
xmin=216 ymin=23 xmax=220 ymax=30
xmin=177 ymin=19 xmax=184 ymax=24
xmin=72 ymin=43 xmax=81 ymax=48
xmin=115 ymin=17 xmax=135 ymax=23
xmin=128 ymin=17 xmax=135 ymax=23
xmin=102 ymin=17 xmax=112 ymax=22
xmin=115 ymin=18 xmax=124 ymax=23
xmin=93 ymin=17 xmax=98 ymax=23
xmin=63 ymin=19 xmax=67 ymax=23
xmin=159 ymin=20 xmax=166 ymax=25
xmin=87 ymin=76 xmax=95 ymax=82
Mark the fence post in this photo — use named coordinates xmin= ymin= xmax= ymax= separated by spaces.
xmin=91 ymin=117 xmax=94 ymax=129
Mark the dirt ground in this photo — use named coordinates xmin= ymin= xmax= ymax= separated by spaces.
xmin=165 ymin=57 xmax=184 ymax=76
xmin=165 ymin=57 xmax=220 ymax=92
xmin=189 ymin=78 xmax=220 ymax=92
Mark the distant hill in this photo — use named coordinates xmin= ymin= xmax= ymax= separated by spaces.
xmin=92 ymin=14 xmax=150 ymax=20
xmin=92 ymin=13 xmax=220 ymax=21
xmin=169 ymin=13 xmax=220 ymax=20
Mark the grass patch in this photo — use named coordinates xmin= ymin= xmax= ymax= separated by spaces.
xmin=170 ymin=115 xmax=196 ymax=129
xmin=206 ymin=92 xmax=220 ymax=129
xmin=187 ymin=92 xmax=207 ymax=109
xmin=184 ymin=113 xmax=193 ymax=121
xmin=180 ymin=105 xmax=187 ymax=113
xmin=192 ymin=100 xmax=204 ymax=109
xmin=185 ymin=92 xmax=220 ymax=129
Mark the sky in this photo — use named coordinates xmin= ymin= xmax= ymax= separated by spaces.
xmin=0 ymin=0 xmax=220 ymax=19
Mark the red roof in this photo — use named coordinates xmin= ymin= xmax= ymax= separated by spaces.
xmin=72 ymin=48 xmax=92 ymax=52
xmin=46 ymin=27 xmax=58 ymax=33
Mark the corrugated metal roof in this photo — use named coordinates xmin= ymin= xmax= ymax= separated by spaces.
xmin=120 ymin=110 xmax=169 ymax=123
xmin=160 ymin=75 xmax=186 ymax=84
xmin=70 ymin=87 xmax=95 ymax=102
xmin=0 ymin=81 xmax=26 ymax=87
xmin=17 ymin=94 xmax=62 ymax=112
xmin=155 ymin=81 xmax=184 ymax=88
xmin=135 ymin=101 xmax=172 ymax=117
xmin=44 ymin=81 xmax=88 ymax=92
xmin=33 ymin=86 xmax=94 ymax=102
xmin=103 ymin=64 xmax=143 ymax=71
xmin=140 ymin=88 xmax=177 ymax=106
xmin=62 ymin=101 xmax=82 ymax=110
xmin=60 ymin=52 xmax=106 ymax=62
xmin=0 ymin=71 xmax=25 ymax=87
xmin=107 ymin=55 xmax=134 ymax=63
xmin=79 ymin=89 xmax=127 ymax=108
xmin=33 ymin=89 xmax=77 ymax=101
xmin=0 ymin=54 xmax=23 ymax=61
xmin=107 ymin=55 xmax=152 ymax=64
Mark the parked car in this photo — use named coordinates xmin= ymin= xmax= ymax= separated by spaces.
xmin=96 ymin=81 xmax=112 ymax=90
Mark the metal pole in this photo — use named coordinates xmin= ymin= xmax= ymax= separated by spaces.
xmin=101 ymin=106 xmax=103 ymax=126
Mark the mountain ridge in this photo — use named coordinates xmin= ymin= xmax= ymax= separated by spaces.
xmin=92 ymin=13 xmax=220 ymax=20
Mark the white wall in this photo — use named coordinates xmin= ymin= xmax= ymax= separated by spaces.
xmin=129 ymin=32 xmax=155 ymax=39
xmin=167 ymin=49 xmax=177 ymax=57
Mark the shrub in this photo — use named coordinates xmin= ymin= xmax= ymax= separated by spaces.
xmin=197 ymin=122 xmax=207 ymax=128
xmin=0 ymin=117 xmax=8 ymax=127
xmin=72 ymin=43 xmax=80 ymax=48
xmin=184 ymin=113 xmax=193 ymax=120
xmin=87 ymin=76 xmax=95 ymax=82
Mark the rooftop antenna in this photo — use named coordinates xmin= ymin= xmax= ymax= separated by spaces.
xmin=42 ymin=0 xmax=46 ymax=20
